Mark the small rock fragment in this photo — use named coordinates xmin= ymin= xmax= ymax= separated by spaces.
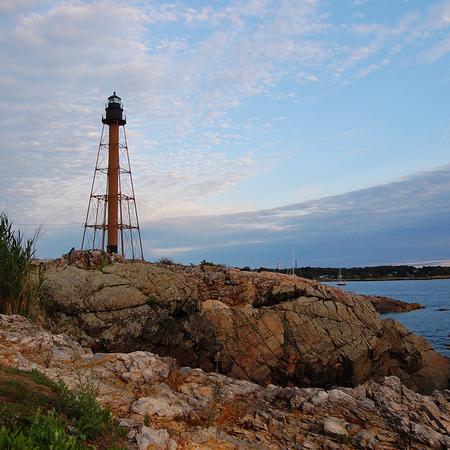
xmin=135 ymin=426 xmax=169 ymax=450
xmin=323 ymin=417 xmax=349 ymax=438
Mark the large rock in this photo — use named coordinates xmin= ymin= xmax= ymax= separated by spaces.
xmin=357 ymin=294 xmax=423 ymax=313
xmin=40 ymin=256 xmax=450 ymax=393
xmin=1 ymin=315 xmax=449 ymax=450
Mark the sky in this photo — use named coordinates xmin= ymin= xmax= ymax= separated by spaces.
xmin=1 ymin=0 xmax=450 ymax=267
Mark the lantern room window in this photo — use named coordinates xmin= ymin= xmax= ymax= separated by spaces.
xmin=108 ymin=92 xmax=121 ymax=105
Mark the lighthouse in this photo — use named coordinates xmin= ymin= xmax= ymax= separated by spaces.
xmin=102 ymin=92 xmax=125 ymax=254
xmin=81 ymin=93 xmax=144 ymax=260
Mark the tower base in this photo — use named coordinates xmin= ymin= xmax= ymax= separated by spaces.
xmin=107 ymin=245 xmax=118 ymax=254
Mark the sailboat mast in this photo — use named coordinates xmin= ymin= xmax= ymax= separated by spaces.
xmin=292 ymin=248 xmax=295 ymax=275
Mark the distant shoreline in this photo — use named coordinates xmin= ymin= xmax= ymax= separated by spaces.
xmin=320 ymin=276 xmax=450 ymax=282
xmin=254 ymin=265 xmax=450 ymax=281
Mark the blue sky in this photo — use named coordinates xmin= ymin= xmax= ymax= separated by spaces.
xmin=1 ymin=0 xmax=450 ymax=266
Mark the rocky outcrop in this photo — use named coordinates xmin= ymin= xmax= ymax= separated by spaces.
xmin=357 ymin=294 xmax=423 ymax=314
xmin=1 ymin=315 xmax=449 ymax=450
xmin=40 ymin=254 xmax=450 ymax=394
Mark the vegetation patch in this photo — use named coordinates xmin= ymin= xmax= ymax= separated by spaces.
xmin=146 ymin=295 xmax=160 ymax=306
xmin=200 ymin=259 xmax=226 ymax=268
xmin=200 ymin=259 xmax=216 ymax=266
xmin=97 ymin=253 xmax=111 ymax=272
xmin=158 ymin=257 xmax=175 ymax=265
xmin=0 ymin=212 xmax=44 ymax=316
xmin=0 ymin=365 xmax=126 ymax=449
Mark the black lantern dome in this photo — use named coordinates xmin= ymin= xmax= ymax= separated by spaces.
xmin=102 ymin=92 xmax=126 ymax=125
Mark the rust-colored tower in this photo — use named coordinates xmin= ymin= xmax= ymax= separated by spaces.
xmin=81 ymin=93 xmax=144 ymax=259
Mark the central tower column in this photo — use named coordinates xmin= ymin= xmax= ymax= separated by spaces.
xmin=102 ymin=91 xmax=126 ymax=254
xmin=107 ymin=122 xmax=119 ymax=254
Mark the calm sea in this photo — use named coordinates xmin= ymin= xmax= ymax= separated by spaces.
xmin=325 ymin=279 xmax=450 ymax=357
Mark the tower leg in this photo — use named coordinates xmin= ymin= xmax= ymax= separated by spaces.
xmin=107 ymin=122 xmax=119 ymax=254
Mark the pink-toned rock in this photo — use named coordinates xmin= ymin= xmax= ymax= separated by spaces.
xmin=356 ymin=294 xmax=423 ymax=313
xmin=39 ymin=256 xmax=449 ymax=394
xmin=135 ymin=426 xmax=169 ymax=450
xmin=1 ymin=315 xmax=449 ymax=450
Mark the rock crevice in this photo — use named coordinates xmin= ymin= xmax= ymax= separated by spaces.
xmin=1 ymin=315 xmax=449 ymax=450
xmin=40 ymin=256 xmax=450 ymax=394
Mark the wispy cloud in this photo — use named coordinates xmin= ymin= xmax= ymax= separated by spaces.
xmin=0 ymin=0 xmax=331 ymax=224
xmin=1 ymin=0 xmax=450 ymax=249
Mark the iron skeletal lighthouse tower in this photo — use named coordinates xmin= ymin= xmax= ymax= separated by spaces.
xmin=81 ymin=93 xmax=144 ymax=259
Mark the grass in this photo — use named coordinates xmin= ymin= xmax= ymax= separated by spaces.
xmin=200 ymin=259 xmax=226 ymax=268
xmin=97 ymin=253 xmax=111 ymax=272
xmin=0 ymin=410 xmax=84 ymax=450
xmin=146 ymin=295 xmax=159 ymax=306
xmin=158 ymin=257 xmax=175 ymax=265
xmin=0 ymin=212 xmax=44 ymax=316
xmin=0 ymin=365 xmax=126 ymax=449
xmin=200 ymin=259 xmax=216 ymax=266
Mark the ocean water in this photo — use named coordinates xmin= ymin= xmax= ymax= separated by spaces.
xmin=325 ymin=279 xmax=450 ymax=357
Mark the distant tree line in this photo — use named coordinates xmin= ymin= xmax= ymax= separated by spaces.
xmin=239 ymin=265 xmax=450 ymax=280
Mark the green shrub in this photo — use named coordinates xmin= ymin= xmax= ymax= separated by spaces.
xmin=0 ymin=365 xmax=126 ymax=449
xmin=0 ymin=213 xmax=43 ymax=316
xmin=158 ymin=257 xmax=174 ymax=265
xmin=0 ymin=427 xmax=35 ymax=450
xmin=97 ymin=253 xmax=111 ymax=272
xmin=25 ymin=367 xmax=60 ymax=388
xmin=0 ymin=409 xmax=84 ymax=450
xmin=146 ymin=295 xmax=159 ymax=306
xmin=200 ymin=259 xmax=215 ymax=266
xmin=200 ymin=259 xmax=225 ymax=268
xmin=61 ymin=379 xmax=113 ymax=440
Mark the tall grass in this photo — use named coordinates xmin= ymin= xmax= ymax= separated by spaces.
xmin=0 ymin=212 xmax=43 ymax=315
xmin=0 ymin=365 xmax=127 ymax=449
xmin=0 ymin=410 xmax=83 ymax=450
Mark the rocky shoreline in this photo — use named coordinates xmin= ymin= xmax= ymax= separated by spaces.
xmin=36 ymin=251 xmax=449 ymax=395
xmin=356 ymin=294 xmax=423 ymax=314
xmin=1 ymin=314 xmax=449 ymax=450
